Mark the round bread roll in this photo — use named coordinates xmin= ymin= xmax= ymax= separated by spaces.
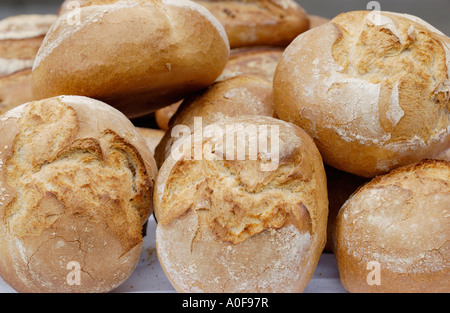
xmin=273 ymin=11 xmax=450 ymax=177
xmin=217 ymin=46 xmax=284 ymax=82
xmin=136 ymin=127 xmax=166 ymax=156
xmin=189 ymin=0 xmax=309 ymax=49
xmin=334 ymin=159 xmax=450 ymax=293
xmin=154 ymin=115 xmax=328 ymax=292
xmin=155 ymin=101 xmax=183 ymax=131
xmin=324 ymin=165 xmax=368 ymax=253
xmin=0 ymin=14 xmax=57 ymax=114
xmin=154 ymin=75 xmax=276 ymax=167
xmin=32 ymin=0 xmax=230 ymax=119
xmin=0 ymin=95 xmax=157 ymax=293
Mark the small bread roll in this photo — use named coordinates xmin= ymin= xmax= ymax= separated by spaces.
xmin=334 ymin=159 xmax=450 ymax=293
xmin=33 ymin=0 xmax=230 ymax=119
xmin=217 ymin=46 xmax=284 ymax=82
xmin=190 ymin=0 xmax=309 ymax=49
xmin=155 ymin=101 xmax=183 ymax=131
xmin=136 ymin=127 xmax=166 ymax=156
xmin=0 ymin=96 xmax=157 ymax=293
xmin=436 ymin=148 xmax=450 ymax=161
xmin=154 ymin=116 xmax=328 ymax=292
xmin=0 ymin=14 xmax=57 ymax=114
xmin=273 ymin=11 xmax=450 ymax=177
xmin=154 ymin=75 xmax=276 ymax=167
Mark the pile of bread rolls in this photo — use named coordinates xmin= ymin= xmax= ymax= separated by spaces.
xmin=0 ymin=0 xmax=448 ymax=293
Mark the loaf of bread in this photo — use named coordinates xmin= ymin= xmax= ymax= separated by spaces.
xmin=154 ymin=75 xmax=276 ymax=167
xmin=188 ymin=0 xmax=309 ymax=48
xmin=154 ymin=115 xmax=328 ymax=292
xmin=0 ymin=14 xmax=56 ymax=114
xmin=334 ymin=159 xmax=449 ymax=293
xmin=32 ymin=0 xmax=230 ymax=119
xmin=0 ymin=95 xmax=157 ymax=293
xmin=136 ymin=127 xmax=166 ymax=156
xmin=273 ymin=11 xmax=450 ymax=177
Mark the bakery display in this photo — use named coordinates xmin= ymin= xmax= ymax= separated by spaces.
xmin=0 ymin=14 xmax=56 ymax=114
xmin=273 ymin=10 xmax=450 ymax=178
xmin=0 ymin=0 xmax=448 ymax=294
xmin=154 ymin=115 xmax=328 ymax=292
xmin=0 ymin=96 xmax=157 ymax=293
xmin=154 ymin=74 xmax=276 ymax=167
xmin=334 ymin=159 xmax=449 ymax=293
xmin=32 ymin=0 xmax=230 ymax=118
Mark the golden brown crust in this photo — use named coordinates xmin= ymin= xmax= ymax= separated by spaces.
xmin=154 ymin=75 xmax=276 ymax=168
xmin=217 ymin=46 xmax=284 ymax=82
xmin=193 ymin=0 xmax=309 ymax=48
xmin=32 ymin=0 xmax=230 ymax=119
xmin=334 ymin=159 xmax=450 ymax=293
xmin=155 ymin=115 xmax=328 ymax=292
xmin=274 ymin=11 xmax=450 ymax=177
xmin=0 ymin=96 xmax=157 ymax=293
xmin=154 ymin=101 xmax=183 ymax=131
xmin=308 ymin=14 xmax=330 ymax=29
xmin=0 ymin=69 xmax=33 ymax=115
xmin=136 ymin=127 xmax=166 ymax=155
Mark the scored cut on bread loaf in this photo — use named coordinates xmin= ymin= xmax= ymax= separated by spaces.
xmin=334 ymin=159 xmax=450 ymax=293
xmin=32 ymin=0 xmax=230 ymax=119
xmin=0 ymin=95 xmax=157 ymax=293
xmin=273 ymin=10 xmax=450 ymax=177
xmin=154 ymin=115 xmax=328 ymax=292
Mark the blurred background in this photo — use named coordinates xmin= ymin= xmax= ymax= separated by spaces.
xmin=0 ymin=0 xmax=449 ymax=35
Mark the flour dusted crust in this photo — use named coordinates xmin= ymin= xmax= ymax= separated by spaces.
xmin=334 ymin=159 xmax=450 ymax=293
xmin=0 ymin=96 xmax=157 ymax=293
xmin=190 ymin=0 xmax=309 ymax=48
xmin=273 ymin=11 xmax=450 ymax=177
xmin=154 ymin=75 xmax=276 ymax=168
xmin=33 ymin=0 xmax=230 ymax=119
xmin=154 ymin=116 xmax=328 ymax=292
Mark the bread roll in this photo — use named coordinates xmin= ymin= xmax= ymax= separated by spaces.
xmin=0 ymin=96 xmax=157 ymax=293
xmin=334 ymin=159 xmax=450 ymax=293
xmin=32 ymin=0 xmax=230 ymax=119
xmin=154 ymin=115 xmax=328 ymax=292
xmin=154 ymin=75 xmax=276 ymax=167
xmin=273 ymin=11 xmax=450 ymax=177
xmin=136 ymin=127 xmax=166 ymax=156
xmin=217 ymin=46 xmax=284 ymax=82
xmin=436 ymin=148 xmax=450 ymax=161
xmin=189 ymin=0 xmax=309 ymax=48
xmin=0 ymin=14 xmax=57 ymax=114
xmin=155 ymin=101 xmax=183 ymax=131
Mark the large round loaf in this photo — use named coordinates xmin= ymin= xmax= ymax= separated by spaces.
xmin=0 ymin=96 xmax=157 ymax=293
xmin=334 ymin=159 xmax=450 ymax=293
xmin=32 ymin=0 xmax=230 ymax=118
xmin=154 ymin=115 xmax=328 ymax=292
xmin=273 ymin=11 xmax=450 ymax=177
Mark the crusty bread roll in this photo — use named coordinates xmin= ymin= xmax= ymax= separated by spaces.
xmin=323 ymin=165 xmax=368 ymax=253
xmin=154 ymin=115 xmax=328 ymax=292
xmin=155 ymin=101 xmax=183 ymax=131
xmin=436 ymin=148 xmax=450 ymax=161
xmin=273 ymin=11 xmax=450 ymax=177
xmin=154 ymin=75 xmax=276 ymax=167
xmin=0 ymin=96 xmax=157 ymax=293
xmin=33 ymin=0 xmax=230 ymax=119
xmin=189 ymin=0 xmax=309 ymax=49
xmin=334 ymin=159 xmax=450 ymax=293
xmin=0 ymin=14 xmax=57 ymax=114
xmin=136 ymin=127 xmax=166 ymax=156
